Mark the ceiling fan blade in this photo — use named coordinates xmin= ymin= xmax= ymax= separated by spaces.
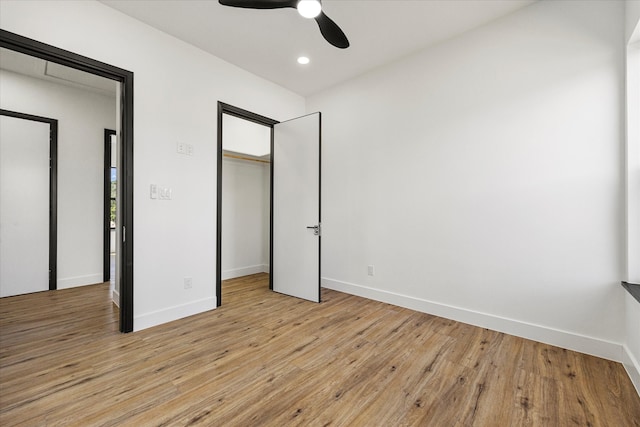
xmin=218 ymin=0 xmax=297 ymax=9
xmin=314 ymin=11 xmax=349 ymax=49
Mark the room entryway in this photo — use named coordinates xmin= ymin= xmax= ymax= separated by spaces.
xmin=216 ymin=102 xmax=322 ymax=306
xmin=0 ymin=29 xmax=134 ymax=332
xmin=0 ymin=110 xmax=57 ymax=297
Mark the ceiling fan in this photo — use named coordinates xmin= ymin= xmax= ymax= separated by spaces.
xmin=218 ymin=0 xmax=350 ymax=49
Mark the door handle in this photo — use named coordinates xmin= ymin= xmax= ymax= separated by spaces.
xmin=306 ymin=224 xmax=321 ymax=236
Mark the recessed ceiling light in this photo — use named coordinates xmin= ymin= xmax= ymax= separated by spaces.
xmin=297 ymin=0 xmax=322 ymax=19
xmin=297 ymin=56 xmax=310 ymax=65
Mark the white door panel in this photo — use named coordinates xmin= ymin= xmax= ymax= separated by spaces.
xmin=0 ymin=115 xmax=50 ymax=297
xmin=272 ymin=113 xmax=320 ymax=302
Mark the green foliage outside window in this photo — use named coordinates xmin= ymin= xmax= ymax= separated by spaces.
xmin=110 ymin=199 xmax=116 ymax=228
xmin=110 ymin=167 xmax=117 ymax=228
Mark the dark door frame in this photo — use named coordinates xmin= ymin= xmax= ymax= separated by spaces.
xmin=103 ymin=129 xmax=116 ymax=282
xmin=0 ymin=109 xmax=58 ymax=291
xmin=216 ymin=102 xmax=278 ymax=307
xmin=0 ymin=29 xmax=135 ymax=333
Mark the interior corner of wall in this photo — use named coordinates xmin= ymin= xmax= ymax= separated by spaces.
xmin=623 ymin=343 xmax=640 ymax=397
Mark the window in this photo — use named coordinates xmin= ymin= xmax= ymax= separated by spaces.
xmin=110 ymin=167 xmax=116 ymax=229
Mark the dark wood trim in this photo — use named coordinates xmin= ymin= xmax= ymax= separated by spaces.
xmin=50 ymin=120 xmax=58 ymax=291
xmin=216 ymin=103 xmax=223 ymax=307
xmin=1 ymin=30 xmax=135 ymax=333
xmin=1 ymin=29 xmax=128 ymax=82
xmin=120 ymin=58 xmax=135 ymax=334
xmin=0 ymin=109 xmax=58 ymax=291
xmin=317 ymin=112 xmax=322 ymax=302
xmin=218 ymin=102 xmax=279 ymax=128
xmin=269 ymin=126 xmax=274 ymax=291
xmin=622 ymin=281 xmax=640 ymax=304
xmin=216 ymin=102 xmax=278 ymax=307
xmin=0 ymin=109 xmax=56 ymax=124
xmin=103 ymin=129 xmax=116 ymax=282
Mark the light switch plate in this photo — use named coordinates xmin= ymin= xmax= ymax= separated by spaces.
xmin=150 ymin=184 xmax=157 ymax=199
xmin=159 ymin=187 xmax=172 ymax=200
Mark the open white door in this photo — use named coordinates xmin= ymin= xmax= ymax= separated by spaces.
xmin=0 ymin=114 xmax=51 ymax=297
xmin=272 ymin=112 xmax=321 ymax=302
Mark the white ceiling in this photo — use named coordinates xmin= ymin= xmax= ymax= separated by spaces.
xmin=0 ymin=47 xmax=117 ymax=96
xmin=100 ymin=0 xmax=536 ymax=97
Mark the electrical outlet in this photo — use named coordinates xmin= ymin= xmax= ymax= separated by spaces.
xmin=367 ymin=265 xmax=375 ymax=276
xmin=184 ymin=277 xmax=192 ymax=289
xmin=185 ymin=143 xmax=193 ymax=156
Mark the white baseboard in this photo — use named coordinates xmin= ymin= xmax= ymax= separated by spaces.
xmin=134 ymin=296 xmax=217 ymax=332
xmin=623 ymin=344 xmax=640 ymax=397
xmin=222 ymin=264 xmax=269 ymax=280
xmin=321 ymin=277 xmax=623 ymax=363
xmin=57 ymin=273 xmax=104 ymax=289
xmin=111 ymin=289 xmax=120 ymax=307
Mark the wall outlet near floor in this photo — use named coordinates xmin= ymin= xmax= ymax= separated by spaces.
xmin=184 ymin=277 xmax=192 ymax=289
xmin=367 ymin=265 xmax=375 ymax=276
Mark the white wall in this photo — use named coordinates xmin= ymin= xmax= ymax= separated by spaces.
xmin=222 ymin=158 xmax=269 ymax=279
xmin=221 ymin=114 xmax=271 ymax=280
xmin=309 ymin=0 xmax=626 ymax=360
xmin=627 ymin=0 xmax=640 ymax=287
xmin=0 ymin=0 xmax=305 ymax=330
xmin=624 ymin=0 xmax=640 ymax=396
xmin=624 ymin=293 xmax=640 ymax=394
xmin=0 ymin=70 xmax=115 ymax=289
xmin=2 ymin=1 xmax=632 ymax=372
xmin=223 ymin=114 xmax=271 ymax=157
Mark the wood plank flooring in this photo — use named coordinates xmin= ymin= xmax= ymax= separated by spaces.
xmin=1 ymin=273 xmax=639 ymax=426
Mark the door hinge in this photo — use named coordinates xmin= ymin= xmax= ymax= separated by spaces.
xmin=122 ymin=225 xmax=126 ymax=243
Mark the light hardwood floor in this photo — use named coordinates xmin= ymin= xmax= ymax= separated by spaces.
xmin=1 ymin=273 xmax=639 ymax=426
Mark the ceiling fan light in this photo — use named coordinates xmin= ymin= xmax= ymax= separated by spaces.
xmin=297 ymin=0 xmax=321 ymax=19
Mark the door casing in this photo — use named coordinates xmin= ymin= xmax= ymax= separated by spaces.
xmin=0 ymin=29 xmax=135 ymax=333
xmin=216 ymin=102 xmax=278 ymax=306
xmin=103 ymin=129 xmax=116 ymax=282
xmin=0 ymin=109 xmax=57 ymax=292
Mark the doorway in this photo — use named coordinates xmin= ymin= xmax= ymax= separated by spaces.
xmin=217 ymin=102 xmax=278 ymax=307
xmin=104 ymin=129 xmax=117 ymax=299
xmin=0 ymin=29 xmax=134 ymax=332
xmin=0 ymin=110 xmax=57 ymax=296
xmin=216 ymin=102 xmax=322 ymax=306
